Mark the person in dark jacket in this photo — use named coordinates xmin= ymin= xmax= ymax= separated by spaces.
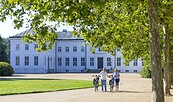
xmin=93 ymin=75 xmax=99 ymax=92
xmin=109 ymin=76 xmax=114 ymax=92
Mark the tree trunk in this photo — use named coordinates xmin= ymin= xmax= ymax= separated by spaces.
xmin=163 ymin=24 xmax=171 ymax=95
xmin=148 ymin=0 xmax=164 ymax=102
xmin=170 ymin=62 xmax=173 ymax=87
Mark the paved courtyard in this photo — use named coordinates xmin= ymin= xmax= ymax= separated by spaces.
xmin=0 ymin=73 xmax=173 ymax=102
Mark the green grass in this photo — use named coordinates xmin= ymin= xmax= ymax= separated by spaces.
xmin=0 ymin=78 xmax=93 ymax=95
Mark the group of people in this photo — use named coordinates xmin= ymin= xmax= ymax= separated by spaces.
xmin=93 ymin=68 xmax=120 ymax=92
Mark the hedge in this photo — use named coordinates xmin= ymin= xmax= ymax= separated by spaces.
xmin=0 ymin=62 xmax=14 ymax=76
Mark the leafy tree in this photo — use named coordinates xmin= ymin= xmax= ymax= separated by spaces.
xmin=0 ymin=0 xmax=168 ymax=101
xmin=3 ymin=38 xmax=10 ymax=63
xmin=140 ymin=60 xmax=151 ymax=78
xmin=158 ymin=0 xmax=173 ymax=95
xmin=0 ymin=35 xmax=8 ymax=62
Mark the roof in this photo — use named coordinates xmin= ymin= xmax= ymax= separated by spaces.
xmin=56 ymin=31 xmax=83 ymax=40
xmin=9 ymin=29 xmax=83 ymax=40
xmin=9 ymin=29 xmax=33 ymax=38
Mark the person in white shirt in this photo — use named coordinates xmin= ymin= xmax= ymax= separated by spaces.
xmin=98 ymin=68 xmax=109 ymax=92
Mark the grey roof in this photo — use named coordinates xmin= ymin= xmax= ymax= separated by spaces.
xmin=56 ymin=31 xmax=83 ymax=40
xmin=9 ymin=29 xmax=33 ymax=38
xmin=9 ymin=29 xmax=83 ymax=40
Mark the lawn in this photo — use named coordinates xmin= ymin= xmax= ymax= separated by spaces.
xmin=0 ymin=78 xmax=93 ymax=95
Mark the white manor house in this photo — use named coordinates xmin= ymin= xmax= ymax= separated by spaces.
xmin=9 ymin=29 xmax=143 ymax=73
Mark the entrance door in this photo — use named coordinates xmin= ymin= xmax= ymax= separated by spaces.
xmin=97 ymin=57 xmax=103 ymax=69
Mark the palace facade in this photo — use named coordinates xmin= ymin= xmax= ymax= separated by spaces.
xmin=9 ymin=29 xmax=143 ymax=73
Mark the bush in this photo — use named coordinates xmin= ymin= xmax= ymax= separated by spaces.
xmin=140 ymin=61 xmax=151 ymax=78
xmin=0 ymin=62 xmax=14 ymax=76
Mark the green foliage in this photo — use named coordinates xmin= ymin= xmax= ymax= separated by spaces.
xmin=140 ymin=61 xmax=151 ymax=78
xmin=0 ymin=36 xmax=8 ymax=62
xmin=0 ymin=0 xmax=147 ymax=53
xmin=0 ymin=79 xmax=92 ymax=95
xmin=3 ymin=38 xmax=10 ymax=63
xmin=0 ymin=62 xmax=14 ymax=76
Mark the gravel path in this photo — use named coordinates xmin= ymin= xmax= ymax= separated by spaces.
xmin=0 ymin=73 xmax=173 ymax=102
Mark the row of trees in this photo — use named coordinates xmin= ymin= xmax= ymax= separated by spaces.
xmin=0 ymin=35 xmax=9 ymax=63
xmin=0 ymin=0 xmax=173 ymax=102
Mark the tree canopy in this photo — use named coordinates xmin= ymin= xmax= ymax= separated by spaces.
xmin=0 ymin=35 xmax=8 ymax=62
xmin=1 ymin=0 xmax=173 ymax=102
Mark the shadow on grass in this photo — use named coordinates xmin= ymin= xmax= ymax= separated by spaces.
xmin=0 ymin=86 xmax=93 ymax=96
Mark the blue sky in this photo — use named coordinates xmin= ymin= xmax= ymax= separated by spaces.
xmin=0 ymin=18 xmax=73 ymax=38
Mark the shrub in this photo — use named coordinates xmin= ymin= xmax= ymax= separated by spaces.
xmin=0 ymin=62 xmax=14 ymax=76
xmin=140 ymin=64 xmax=151 ymax=78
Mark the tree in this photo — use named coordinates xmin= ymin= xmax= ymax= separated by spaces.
xmin=0 ymin=0 xmax=167 ymax=101
xmin=170 ymin=34 xmax=173 ymax=86
xmin=148 ymin=1 xmax=164 ymax=101
xmin=3 ymin=38 xmax=10 ymax=63
xmin=0 ymin=35 xmax=8 ymax=62
xmin=158 ymin=0 xmax=173 ymax=95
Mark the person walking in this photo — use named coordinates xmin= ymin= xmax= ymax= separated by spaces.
xmin=112 ymin=68 xmax=120 ymax=91
xmin=98 ymin=68 xmax=109 ymax=92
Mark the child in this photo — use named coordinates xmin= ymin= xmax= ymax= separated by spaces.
xmin=109 ymin=76 xmax=114 ymax=92
xmin=93 ymin=75 xmax=99 ymax=92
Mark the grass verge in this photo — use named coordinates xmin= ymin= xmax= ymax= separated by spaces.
xmin=0 ymin=78 xmax=93 ymax=95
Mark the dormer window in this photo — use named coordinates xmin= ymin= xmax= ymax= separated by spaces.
xmin=63 ymin=29 xmax=67 ymax=32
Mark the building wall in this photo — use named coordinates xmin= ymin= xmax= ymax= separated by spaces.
xmin=10 ymin=38 xmax=143 ymax=73
xmin=10 ymin=38 xmax=55 ymax=73
xmin=86 ymin=45 xmax=115 ymax=70
xmin=56 ymin=40 xmax=86 ymax=72
xmin=115 ymin=49 xmax=143 ymax=72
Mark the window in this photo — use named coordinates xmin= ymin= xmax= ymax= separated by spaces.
xmin=58 ymin=47 xmax=61 ymax=52
xmin=34 ymin=56 xmax=38 ymax=65
xmin=63 ymin=29 xmax=67 ymax=32
xmin=25 ymin=56 xmax=29 ymax=65
xmin=65 ymin=70 xmax=69 ymax=72
xmin=117 ymin=57 xmax=121 ymax=66
xmin=90 ymin=57 xmax=94 ymax=66
xmin=81 ymin=46 xmax=85 ymax=52
xmin=117 ymin=48 xmax=120 ymax=51
xmin=58 ymin=57 xmax=62 ymax=66
xmin=73 ymin=58 xmax=77 ymax=66
xmin=134 ymin=70 xmax=137 ymax=72
xmin=81 ymin=57 xmax=86 ymax=66
xmin=16 ymin=44 xmax=20 ymax=50
xmin=107 ymin=57 xmax=111 ymax=66
xmin=25 ymin=44 xmax=29 ymax=50
xmin=125 ymin=70 xmax=129 ymax=72
xmin=15 ymin=56 xmax=20 ymax=65
xmin=45 ymin=57 xmax=46 ymax=66
xmin=142 ymin=61 xmax=144 ymax=66
xmin=65 ymin=58 xmax=69 ymax=66
xmin=53 ymin=58 xmax=55 ymax=67
xmin=98 ymin=47 xmax=102 ymax=51
xmin=65 ymin=46 xmax=69 ymax=52
xmin=73 ymin=46 xmax=77 ymax=52
xmin=133 ymin=59 xmax=138 ymax=66
xmin=34 ymin=44 xmax=38 ymax=49
xmin=50 ymin=57 xmax=52 ymax=67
